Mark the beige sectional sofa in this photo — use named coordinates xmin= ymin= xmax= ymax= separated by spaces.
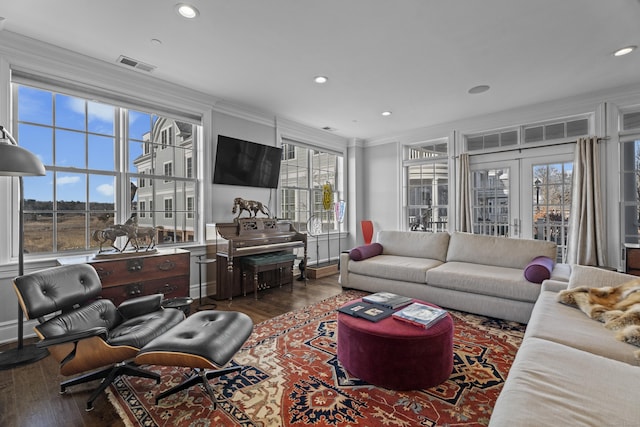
xmin=339 ymin=230 xmax=570 ymax=323
xmin=340 ymin=231 xmax=640 ymax=424
xmin=490 ymin=265 xmax=640 ymax=426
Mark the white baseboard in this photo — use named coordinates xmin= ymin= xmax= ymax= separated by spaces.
xmin=0 ymin=317 xmax=40 ymax=345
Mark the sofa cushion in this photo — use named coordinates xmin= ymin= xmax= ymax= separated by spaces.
xmin=523 ymin=256 xmax=554 ymax=283
xmin=489 ymin=337 xmax=640 ymax=427
xmin=446 ymin=232 xmax=557 ymax=269
xmin=349 ymin=243 xmax=383 ymax=261
xmin=348 ymin=254 xmax=442 ymax=284
xmin=549 ymin=262 xmax=571 ymax=282
xmin=377 ymin=230 xmax=450 ymax=261
xmin=426 ymin=262 xmax=542 ymax=302
xmin=525 ymin=291 xmax=640 ymax=366
xmin=568 ymin=264 xmax=636 ymax=289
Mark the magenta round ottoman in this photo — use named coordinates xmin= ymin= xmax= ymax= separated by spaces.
xmin=337 ymin=299 xmax=453 ymax=390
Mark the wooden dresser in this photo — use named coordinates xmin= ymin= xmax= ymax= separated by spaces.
xmin=58 ymin=249 xmax=191 ymax=305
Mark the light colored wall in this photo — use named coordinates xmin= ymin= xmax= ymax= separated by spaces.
xmin=208 ymin=111 xmax=279 ymax=224
xmin=362 ymin=142 xmax=403 ymax=234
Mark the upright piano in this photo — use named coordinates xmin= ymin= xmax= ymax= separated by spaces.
xmin=211 ymin=218 xmax=307 ymax=299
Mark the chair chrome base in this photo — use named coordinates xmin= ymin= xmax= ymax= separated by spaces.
xmin=60 ymin=361 xmax=160 ymax=411
xmin=155 ymin=366 xmax=243 ymax=410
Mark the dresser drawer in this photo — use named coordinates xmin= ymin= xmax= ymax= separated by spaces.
xmin=100 ymin=275 xmax=189 ymax=306
xmin=57 ymin=249 xmax=191 ymax=305
xmin=91 ymin=252 xmax=190 ymax=288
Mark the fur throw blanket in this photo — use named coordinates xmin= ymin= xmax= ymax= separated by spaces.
xmin=557 ymin=279 xmax=640 ymax=360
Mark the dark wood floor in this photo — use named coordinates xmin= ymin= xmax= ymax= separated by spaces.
xmin=0 ymin=274 xmax=343 ymax=427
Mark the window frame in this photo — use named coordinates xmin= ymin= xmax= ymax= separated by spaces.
xmin=403 ymin=138 xmax=450 ymax=233
xmin=278 ymin=140 xmax=345 ymax=234
xmin=11 ymin=79 xmax=201 ymax=257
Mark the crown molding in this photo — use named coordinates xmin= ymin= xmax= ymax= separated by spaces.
xmin=0 ymin=31 xmax=214 ymax=115
xmin=276 ymin=116 xmax=348 ymax=152
xmin=365 ymin=82 xmax=640 ymax=148
xmin=212 ymin=100 xmax=276 ymax=128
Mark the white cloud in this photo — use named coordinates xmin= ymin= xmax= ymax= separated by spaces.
xmin=88 ymin=101 xmax=115 ymax=122
xmin=96 ymin=183 xmax=114 ymax=197
xmin=57 ymin=176 xmax=81 ymax=185
xmin=67 ymin=97 xmax=114 ymax=123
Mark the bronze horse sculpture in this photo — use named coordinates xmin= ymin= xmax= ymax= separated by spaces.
xmin=232 ymin=197 xmax=272 ymax=219
xmin=92 ymin=215 xmax=157 ymax=253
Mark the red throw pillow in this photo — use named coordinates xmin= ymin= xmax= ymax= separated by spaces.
xmin=524 ymin=256 xmax=555 ymax=284
xmin=349 ymin=243 xmax=383 ymax=261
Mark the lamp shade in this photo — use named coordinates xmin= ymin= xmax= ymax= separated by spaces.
xmin=0 ymin=126 xmax=45 ymax=176
xmin=0 ymin=143 xmax=46 ymax=176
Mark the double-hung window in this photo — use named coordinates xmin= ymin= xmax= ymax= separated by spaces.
xmin=279 ymin=140 xmax=344 ymax=234
xmin=13 ymin=80 xmax=200 ymax=255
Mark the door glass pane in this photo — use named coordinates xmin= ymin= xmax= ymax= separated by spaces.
xmin=532 ymin=162 xmax=572 ymax=262
xmin=621 ymin=140 xmax=640 ymax=243
xmin=472 ymin=168 xmax=510 ymax=236
xmin=407 ymin=162 xmax=448 ymax=232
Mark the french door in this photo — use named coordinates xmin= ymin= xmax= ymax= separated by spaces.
xmin=470 ymin=160 xmax=519 ymax=237
xmin=469 ymin=145 xmax=574 ymax=261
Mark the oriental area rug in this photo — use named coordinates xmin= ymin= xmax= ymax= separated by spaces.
xmin=107 ymin=290 xmax=525 ymax=427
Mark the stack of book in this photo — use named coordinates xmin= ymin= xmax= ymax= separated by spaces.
xmin=362 ymin=292 xmax=413 ymax=309
xmin=392 ymin=302 xmax=448 ymax=329
xmin=338 ymin=292 xmax=413 ymax=322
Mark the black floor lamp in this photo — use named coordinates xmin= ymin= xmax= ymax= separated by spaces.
xmin=0 ymin=125 xmax=49 ymax=370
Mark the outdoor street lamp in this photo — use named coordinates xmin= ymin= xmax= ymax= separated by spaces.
xmin=534 ymin=178 xmax=542 ymax=210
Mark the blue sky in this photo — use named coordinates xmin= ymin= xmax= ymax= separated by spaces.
xmin=17 ymin=86 xmax=152 ymax=204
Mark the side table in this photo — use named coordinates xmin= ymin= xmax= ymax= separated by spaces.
xmin=196 ymin=255 xmax=217 ymax=310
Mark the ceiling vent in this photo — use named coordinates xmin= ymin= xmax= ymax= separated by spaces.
xmin=116 ymin=55 xmax=156 ymax=73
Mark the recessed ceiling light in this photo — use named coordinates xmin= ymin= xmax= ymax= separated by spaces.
xmin=613 ymin=45 xmax=636 ymax=57
xmin=314 ymin=76 xmax=328 ymax=84
xmin=381 ymin=111 xmax=392 ymax=117
xmin=468 ymin=85 xmax=490 ymax=94
xmin=151 ymin=38 xmax=162 ymax=45
xmin=176 ymin=3 xmax=199 ymax=19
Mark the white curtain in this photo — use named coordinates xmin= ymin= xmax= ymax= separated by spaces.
xmin=566 ymin=137 xmax=607 ymax=266
xmin=457 ymin=153 xmax=473 ymax=233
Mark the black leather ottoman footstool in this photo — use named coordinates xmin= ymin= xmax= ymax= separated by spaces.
xmin=135 ymin=310 xmax=253 ymax=409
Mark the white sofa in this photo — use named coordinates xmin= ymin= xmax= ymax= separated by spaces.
xmin=339 ymin=230 xmax=570 ymax=323
xmin=490 ymin=265 xmax=640 ymax=426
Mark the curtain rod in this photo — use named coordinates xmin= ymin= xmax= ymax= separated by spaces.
xmin=454 ymin=136 xmax=610 ymax=158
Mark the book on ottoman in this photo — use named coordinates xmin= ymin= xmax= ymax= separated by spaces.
xmin=392 ymin=302 xmax=447 ymax=329
xmin=362 ymin=292 xmax=413 ymax=309
xmin=338 ymin=301 xmax=395 ymax=322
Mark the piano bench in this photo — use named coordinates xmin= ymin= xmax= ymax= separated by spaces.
xmin=240 ymin=252 xmax=298 ymax=300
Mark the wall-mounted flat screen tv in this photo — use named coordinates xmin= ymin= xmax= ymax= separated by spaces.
xmin=213 ymin=135 xmax=282 ymax=188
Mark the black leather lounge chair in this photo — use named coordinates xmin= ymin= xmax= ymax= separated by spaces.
xmin=12 ymin=263 xmax=185 ymax=411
